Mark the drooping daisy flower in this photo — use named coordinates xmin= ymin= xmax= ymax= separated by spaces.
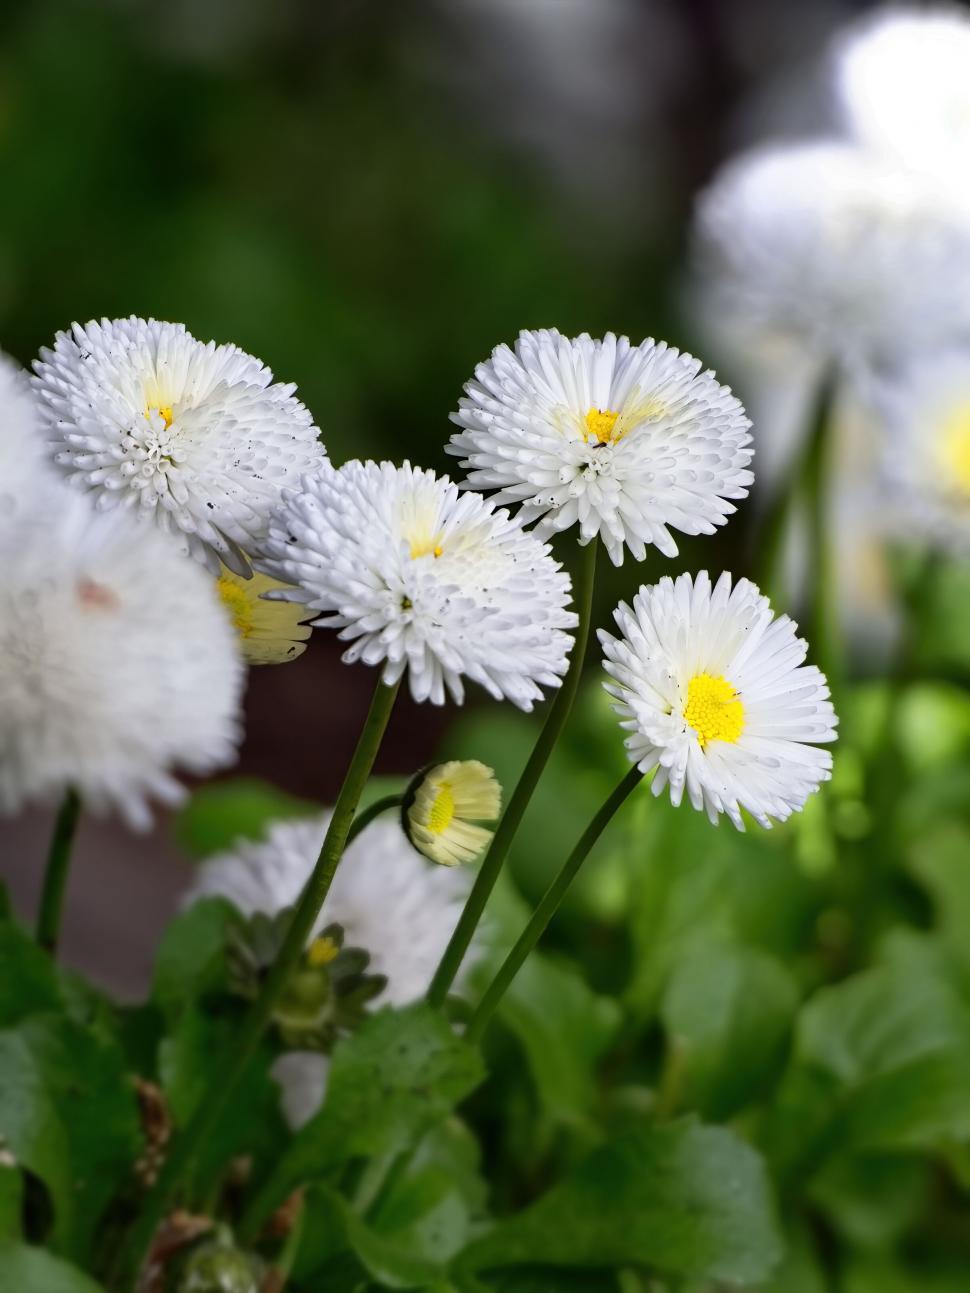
xmin=871 ymin=351 xmax=970 ymax=552
xmin=259 ymin=460 xmax=577 ymax=708
xmin=834 ymin=7 xmax=970 ymax=186
xmin=1 ymin=352 xmax=54 ymax=505
xmin=216 ymin=565 xmax=313 ymax=665
xmin=0 ymin=493 xmax=243 ymax=827
xmin=186 ymin=812 xmax=474 ymax=1126
xmin=405 ymin=759 xmax=501 ymax=866
xmin=599 ymin=571 xmax=837 ymax=829
xmin=32 ymin=317 xmax=327 ymax=572
xmin=694 ymin=142 xmax=970 ymax=367
xmin=446 ymin=329 xmax=753 ymax=566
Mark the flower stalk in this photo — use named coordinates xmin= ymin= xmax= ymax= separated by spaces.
xmin=35 ymin=787 xmax=81 ymax=955
xmin=426 ymin=537 xmax=598 ymax=1008
xmin=465 ymin=764 xmax=644 ymax=1043
xmin=118 ymin=675 xmax=401 ymax=1288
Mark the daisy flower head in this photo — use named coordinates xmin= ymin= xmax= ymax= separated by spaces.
xmin=873 ymin=350 xmax=970 ymax=552
xmin=32 ymin=317 xmax=327 ymax=573
xmin=405 ymin=759 xmax=501 ymax=866
xmin=694 ymin=142 xmax=970 ymax=366
xmin=599 ymin=571 xmax=837 ymax=829
xmin=216 ymin=565 xmax=313 ymax=665
xmin=834 ymin=6 xmax=970 ymax=185
xmin=259 ymin=460 xmax=577 ymax=709
xmin=0 ymin=494 xmax=243 ymax=827
xmin=186 ymin=811 xmax=475 ymax=1126
xmin=447 ymin=329 xmax=753 ymax=566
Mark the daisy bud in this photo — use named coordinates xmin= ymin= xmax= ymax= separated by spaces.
xmin=215 ymin=565 xmax=312 ymax=665
xmin=404 ymin=760 xmax=501 ymax=867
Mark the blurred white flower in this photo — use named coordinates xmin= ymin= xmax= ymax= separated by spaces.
xmin=834 ymin=5 xmax=970 ymax=189
xmin=259 ymin=460 xmax=577 ymax=709
xmin=186 ymin=812 xmax=474 ymax=1126
xmin=447 ymin=329 xmax=753 ymax=566
xmin=32 ymin=317 xmax=327 ymax=573
xmin=406 ymin=759 xmax=501 ymax=866
xmin=0 ymin=494 xmax=243 ymax=827
xmin=0 ymin=352 xmax=54 ymax=506
xmin=599 ymin=571 xmax=837 ymax=830
xmin=215 ymin=565 xmax=313 ymax=665
xmin=872 ymin=350 xmax=970 ymax=553
xmin=694 ymin=141 xmax=970 ymax=369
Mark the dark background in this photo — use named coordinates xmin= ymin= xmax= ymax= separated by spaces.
xmin=0 ymin=0 xmax=880 ymax=992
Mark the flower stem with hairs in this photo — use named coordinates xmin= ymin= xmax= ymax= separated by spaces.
xmin=35 ymin=788 xmax=81 ymax=955
xmin=426 ymin=538 xmax=598 ymax=1008
xmin=117 ymin=675 xmax=401 ymax=1289
xmin=465 ymin=764 xmax=644 ymax=1043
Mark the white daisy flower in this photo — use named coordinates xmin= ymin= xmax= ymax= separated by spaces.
xmin=31 ymin=317 xmax=327 ymax=573
xmin=259 ymin=460 xmax=577 ymax=709
xmin=215 ymin=565 xmax=313 ymax=665
xmin=871 ymin=350 xmax=970 ymax=553
xmin=694 ymin=141 xmax=970 ymax=367
xmin=0 ymin=493 xmax=243 ymax=828
xmin=446 ymin=329 xmax=753 ymax=566
xmin=186 ymin=812 xmax=474 ymax=1126
xmin=599 ymin=571 xmax=837 ymax=830
xmin=406 ymin=759 xmax=501 ymax=867
xmin=834 ymin=6 xmax=970 ymax=187
xmin=1 ymin=351 xmax=54 ymax=506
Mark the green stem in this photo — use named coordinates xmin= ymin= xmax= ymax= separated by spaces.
xmin=35 ymin=788 xmax=81 ymax=955
xmin=426 ymin=538 xmax=598 ymax=1008
xmin=803 ymin=376 xmax=843 ymax=702
xmin=756 ymin=374 xmax=835 ymax=613
xmin=346 ymin=793 xmax=404 ymax=845
xmin=117 ymin=675 xmax=401 ymax=1289
xmin=465 ymin=764 xmax=644 ymax=1044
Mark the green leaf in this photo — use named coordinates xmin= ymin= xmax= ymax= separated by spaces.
xmin=843 ymin=1255 xmax=970 ymax=1293
xmin=175 ymin=777 xmax=318 ymax=859
xmin=661 ymin=943 xmax=798 ymax=1119
xmin=0 ymin=1166 xmax=23 ymax=1240
xmin=0 ymin=1016 xmax=140 ymax=1259
xmin=810 ymin=1152 xmax=928 ymax=1249
xmin=253 ymin=1004 xmax=484 ymax=1222
xmin=460 ymin=1119 xmax=782 ymax=1285
xmin=0 ymin=923 xmax=62 ymax=1027
xmin=771 ymin=966 xmax=970 ymax=1175
xmin=0 ymin=1241 xmax=104 ymax=1291
xmin=491 ymin=950 xmax=620 ymax=1127
xmin=152 ymin=897 xmax=242 ymax=1020
xmin=158 ymin=1005 xmax=286 ymax=1194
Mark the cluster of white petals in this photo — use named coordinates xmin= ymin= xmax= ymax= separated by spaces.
xmin=260 ymin=460 xmax=577 ymax=708
xmin=870 ymin=352 xmax=970 ymax=553
xmin=834 ymin=6 xmax=970 ymax=189
xmin=694 ymin=142 xmax=970 ymax=367
xmin=0 ymin=352 xmax=53 ymax=505
xmin=186 ymin=812 xmax=474 ymax=1125
xmin=447 ymin=329 xmax=753 ymax=565
xmin=32 ymin=318 xmax=327 ymax=572
xmin=600 ymin=571 xmax=837 ymax=830
xmin=0 ymin=493 xmax=243 ymax=827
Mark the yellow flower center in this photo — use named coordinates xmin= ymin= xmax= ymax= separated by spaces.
xmin=409 ymin=537 xmax=444 ymax=559
xmin=938 ymin=402 xmax=970 ymax=496
xmin=307 ymin=935 xmax=339 ymax=967
xmin=583 ymin=407 xmax=621 ymax=445
xmin=147 ymin=405 xmax=174 ymax=428
xmin=216 ymin=574 xmax=254 ymax=639
xmin=428 ymin=782 xmax=456 ymax=835
xmin=683 ymin=673 xmax=745 ymax=750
